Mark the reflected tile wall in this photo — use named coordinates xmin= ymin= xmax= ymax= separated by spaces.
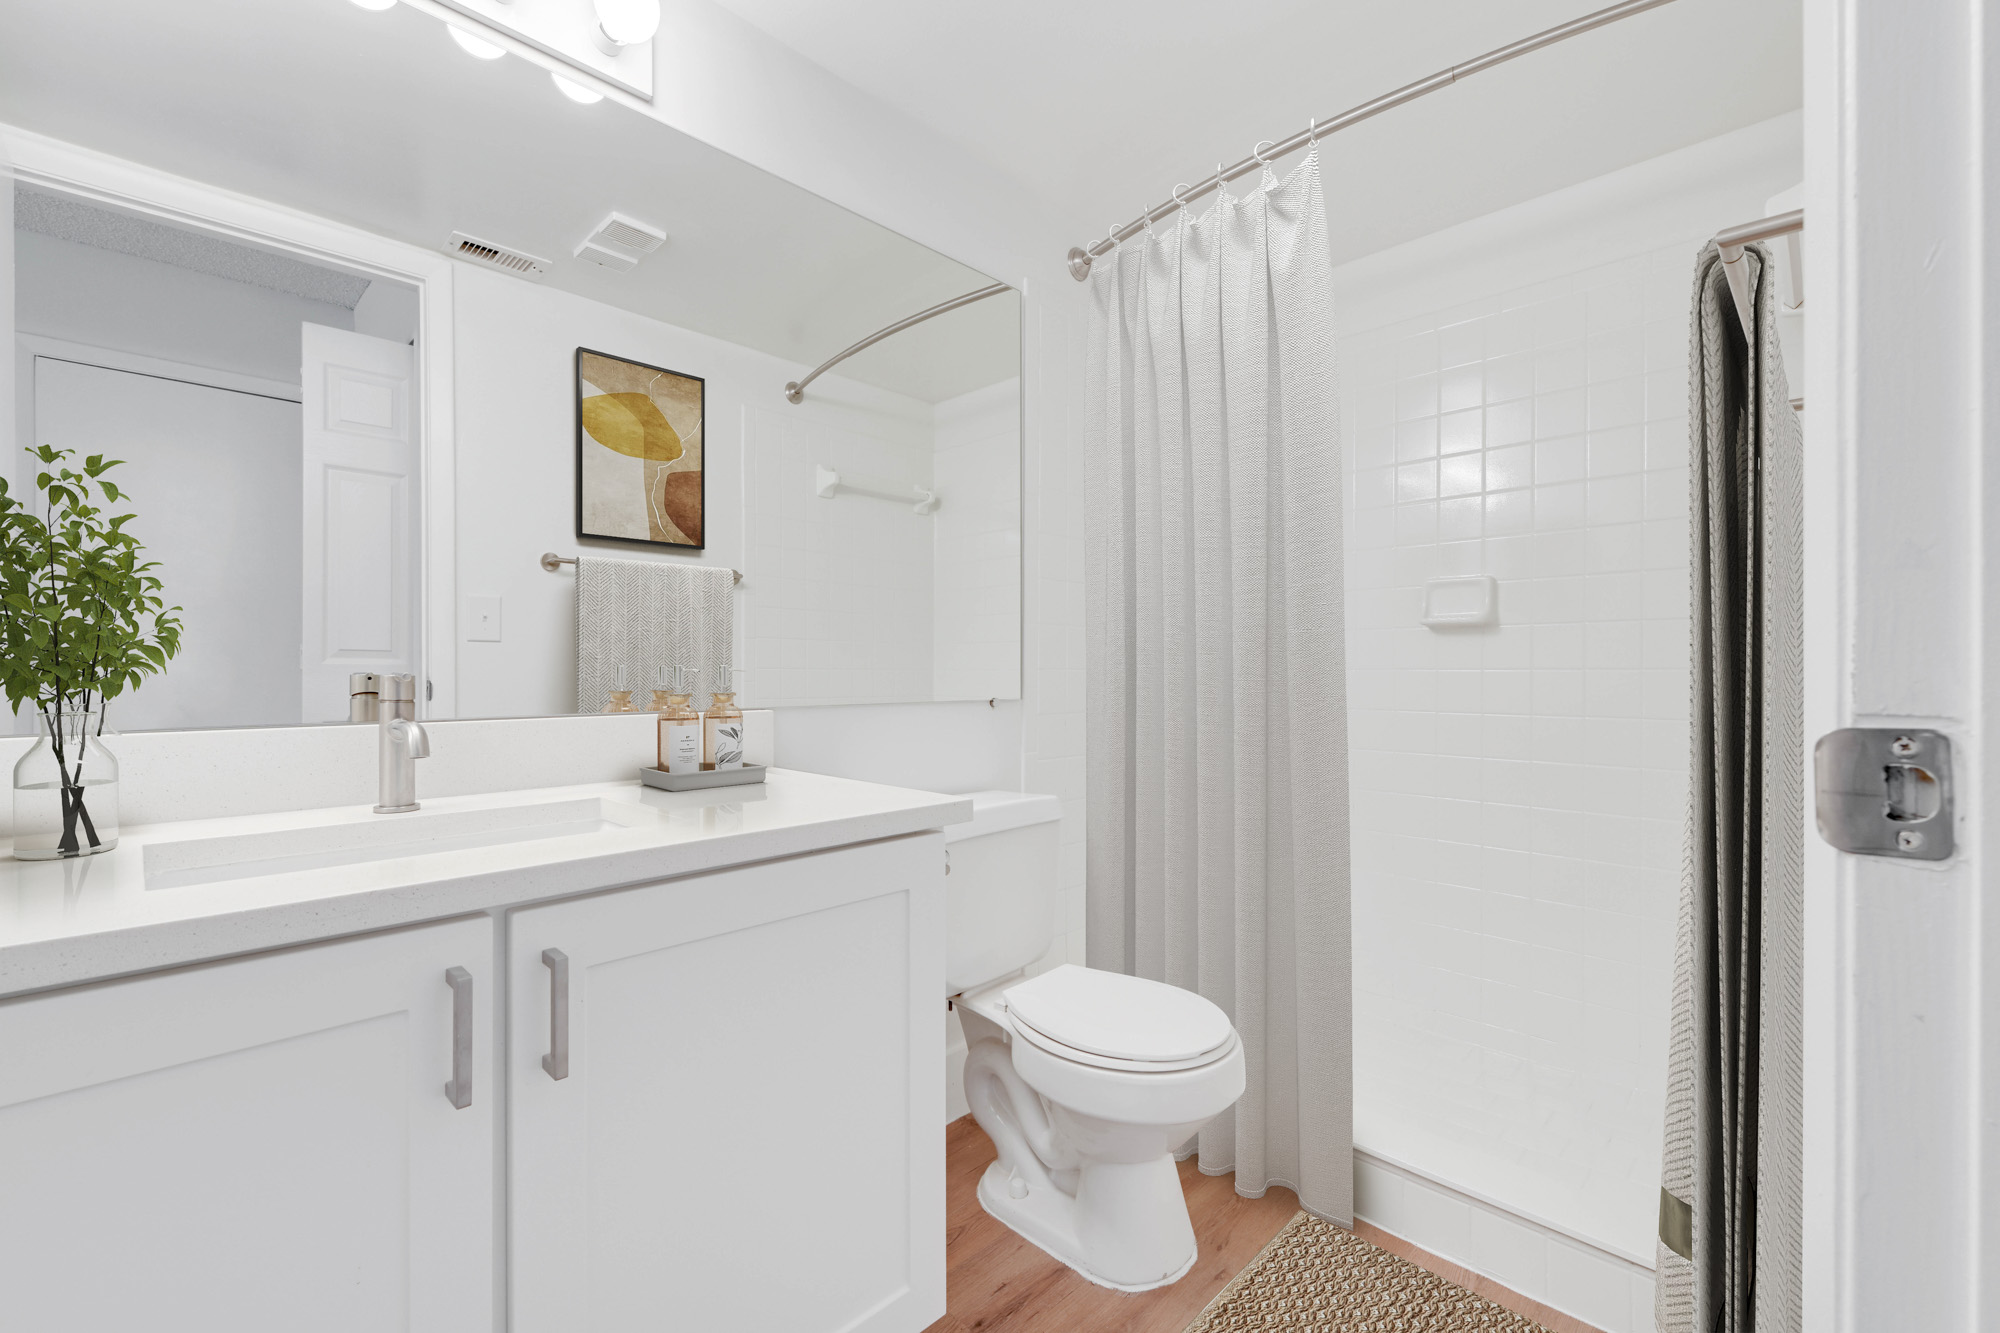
xmin=1342 ymin=242 xmax=1693 ymax=1267
xmin=932 ymin=379 xmax=1023 ymax=702
xmin=743 ymin=405 xmax=937 ymax=705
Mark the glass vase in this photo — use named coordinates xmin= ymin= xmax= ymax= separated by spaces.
xmin=12 ymin=712 xmax=121 ymax=860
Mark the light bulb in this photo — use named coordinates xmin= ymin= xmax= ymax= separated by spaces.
xmin=551 ymin=72 xmax=604 ymax=104
xmin=447 ymin=25 xmax=506 ymax=59
xmin=593 ymin=0 xmax=660 ymax=47
xmin=348 ymin=0 xmax=397 ymax=10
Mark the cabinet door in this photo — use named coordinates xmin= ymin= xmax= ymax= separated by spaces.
xmin=0 ymin=917 xmax=496 ymax=1333
xmin=510 ymin=835 xmax=944 ymax=1333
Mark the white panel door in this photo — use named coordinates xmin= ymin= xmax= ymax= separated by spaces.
xmin=0 ymin=917 xmax=495 ymax=1333
xmin=32 ymin=356 xmax=304 ymax=731
xmin=301 ymin=323 xmax=417 ymax=722
xmin=509 ymin=836 xmax=945 ymax=1333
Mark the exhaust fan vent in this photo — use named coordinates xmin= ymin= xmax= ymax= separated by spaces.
xmin=445 ymin=231 xmax=550 ymax=280
xmin=585 ymin=212 xmax=666 ymax=257
xmin=575 ymin=241 xmax=638 ymax=272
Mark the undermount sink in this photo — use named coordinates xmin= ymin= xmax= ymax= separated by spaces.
xmin=144 ymin=798 xmax=659 ymax=890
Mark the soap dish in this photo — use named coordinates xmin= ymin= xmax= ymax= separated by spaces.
xmin=640 ymin=764 xmax=767 ymax=792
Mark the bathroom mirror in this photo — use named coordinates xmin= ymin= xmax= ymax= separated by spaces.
xmin=0 ymin=0 xmax=1021 ymax=732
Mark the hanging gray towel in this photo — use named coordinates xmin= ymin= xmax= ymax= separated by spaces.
xmin=1655 ymin=240 xmax=1804 ymax=1333
xmin=574 ymin=557 xmax=735 ymax=712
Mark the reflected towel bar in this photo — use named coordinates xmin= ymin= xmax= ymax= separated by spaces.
xmin=541 ymin=552 xmax=741 ymax=583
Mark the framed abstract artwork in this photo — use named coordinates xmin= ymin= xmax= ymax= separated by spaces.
xmin=574 ymin=347 xmax=706 ymax=549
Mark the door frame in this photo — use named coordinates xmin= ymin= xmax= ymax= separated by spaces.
xmin=0 ymin=123 xmax=461 ymax=720
xmin=1804 ymin=0 xmax=1995 ymax=1328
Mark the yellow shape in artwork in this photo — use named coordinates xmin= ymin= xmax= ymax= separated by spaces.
xmin=582 ymin=392 xmax=684 ymax=462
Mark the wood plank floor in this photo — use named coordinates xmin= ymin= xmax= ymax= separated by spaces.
xmin=927 ymin=1116 xmax=1606 ymax=1333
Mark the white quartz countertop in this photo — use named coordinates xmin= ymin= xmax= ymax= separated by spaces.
xmin=0 ymin=768 xmax=970 ymax=999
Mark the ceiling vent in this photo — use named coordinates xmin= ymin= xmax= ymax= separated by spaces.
xmin=445 ymin=231 xmax=550 ymax=280
xmin=584 ymin=212 xmax=666 ymax=259
xmin=575 ymin=241 xmax=639 ymax=272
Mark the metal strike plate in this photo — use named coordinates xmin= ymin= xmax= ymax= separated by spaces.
xmin=1813 ymin=728 xmax=1953 ymax=860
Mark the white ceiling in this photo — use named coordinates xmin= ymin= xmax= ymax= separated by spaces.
xmin=710 ymin=0 xmax=1803 ymax=265
xmin=0 ymin=0 xmax=1019 ymax=403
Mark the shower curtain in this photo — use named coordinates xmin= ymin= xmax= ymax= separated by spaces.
xmin=1655 ymin=241 xmax=1803 ymax=1333
xmin=1083 ymin=148 xmax=1352 ymax=1223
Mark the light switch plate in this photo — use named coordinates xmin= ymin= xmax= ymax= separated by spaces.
xmin=465 ymin=596 xmax=502 ymax=643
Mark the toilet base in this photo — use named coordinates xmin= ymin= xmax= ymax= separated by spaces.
xmin=974 ymin=1155 xmax=1198 ymax=1293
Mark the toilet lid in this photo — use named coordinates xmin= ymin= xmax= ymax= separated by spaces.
xmin=1002 ymin=965 xmax=1234 ymax=1064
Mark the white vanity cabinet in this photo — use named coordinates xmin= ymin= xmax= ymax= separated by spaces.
xmin=507 ymin=833 xmax=946 ymax=1333
xmin=0 ymin=916 xmax=497 ymax=1333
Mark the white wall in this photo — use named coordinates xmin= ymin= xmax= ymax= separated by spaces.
xmin=408 ymin=0 xmax=1081 ymax=809
xmin=1336 ymin=112 xmax=1800 ymax=1329
xmin=352 ymin=278 xmax=418 ymax=346
xmin=932 ymin=378 xmax=1022 ymax=702
xmin=10 ymin=230 xmax=367 ymax=732
xmin=742 ymin=392 xmax=938 ymax=706
xmin=32 ymin=359 xmax=303 ymax=730
xmin=14 ymin=230 xmax=353 ymax=384
xmin=452 ymin=263 xmax=1020 ymax=722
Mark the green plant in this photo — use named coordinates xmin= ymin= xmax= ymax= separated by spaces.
xmin=0 ymin=446 xmax=182 ymax=854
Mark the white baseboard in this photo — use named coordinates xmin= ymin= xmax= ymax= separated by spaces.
xmin=1354 ymin=1149 xmax=1657 ymax=1333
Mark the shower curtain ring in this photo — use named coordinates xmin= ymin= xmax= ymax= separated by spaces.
xmin=1252 ymin=139 xmax=1275 ymax=166
xmin=1172 ymin=182 xmax=1192 ymax=210
xmin=1308 ymin=116 xmax=1318 ymax=144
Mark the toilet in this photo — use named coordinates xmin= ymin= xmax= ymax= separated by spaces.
xmin=946 ymin=792 xmax=1245 ymax=1292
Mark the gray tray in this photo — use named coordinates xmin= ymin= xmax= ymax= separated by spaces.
xmin=639 ymin=764 xmax=767 ymax=792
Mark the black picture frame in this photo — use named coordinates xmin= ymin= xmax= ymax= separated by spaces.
xmin=574 ymin=346 xmax=707 ymax=552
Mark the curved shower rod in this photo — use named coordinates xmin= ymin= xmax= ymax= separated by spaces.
xmin=1065 ymin=0 xmax=1680 ymax=281
xmin=785 ymin=281 xmax=1013 ymax=404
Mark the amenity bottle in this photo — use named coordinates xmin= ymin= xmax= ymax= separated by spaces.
xmin=703 ymin=666 xmax=744 ymax=770
xmin=658 ymin=667 xmax=702 ymax=774
xmin=601 ymin=665 xmax=637 ymax=713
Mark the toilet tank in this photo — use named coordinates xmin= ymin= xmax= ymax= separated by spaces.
xmin=944 ymin=791 xmax=1063 ymax=995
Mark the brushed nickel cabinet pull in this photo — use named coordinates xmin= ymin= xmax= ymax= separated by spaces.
xmin=444 ymin=966 xmax=473 ymax=1109
xmin=541 ymin=948 xmax=570 ymax=1081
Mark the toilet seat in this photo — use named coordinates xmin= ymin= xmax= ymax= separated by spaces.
xmin=1009 ymin=1014 xmax=1237 ymax=1073
xmin=1002 ymin=965 xmax=1234 ymax=1066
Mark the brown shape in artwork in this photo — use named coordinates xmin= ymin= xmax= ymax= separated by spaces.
xmin=659 ymin=470 xmax=703 ymax=546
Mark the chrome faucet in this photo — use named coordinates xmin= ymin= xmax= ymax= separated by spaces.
xmin=373 ymin=673 xmax=429 ymax=814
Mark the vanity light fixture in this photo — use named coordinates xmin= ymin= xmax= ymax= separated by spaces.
xmin=551 ymin=72 xmax=605 ymax=104
xmin=447 ymin=24 xmax=507 ymax=59
xmin=592 ymin=0 xmax=661 ymax=52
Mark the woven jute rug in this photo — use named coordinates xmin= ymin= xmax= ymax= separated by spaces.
xmin=1183 ymin=1212 xmax=1555 ymax=1332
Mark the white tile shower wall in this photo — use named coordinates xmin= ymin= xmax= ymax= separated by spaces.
xmin=1344 ymin=242 xmax=1690 ymax=1271
xmin=744 ymin=401 xmax=938 ymax=705
xmin=932 ymin=378 xmax=1023 ymax=701
xmin=1336 ymin=113 xmax=1803 ymax=1287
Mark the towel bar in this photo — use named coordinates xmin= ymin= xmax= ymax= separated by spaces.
xmin=541 ymin=553 xmax=741 ymax=583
